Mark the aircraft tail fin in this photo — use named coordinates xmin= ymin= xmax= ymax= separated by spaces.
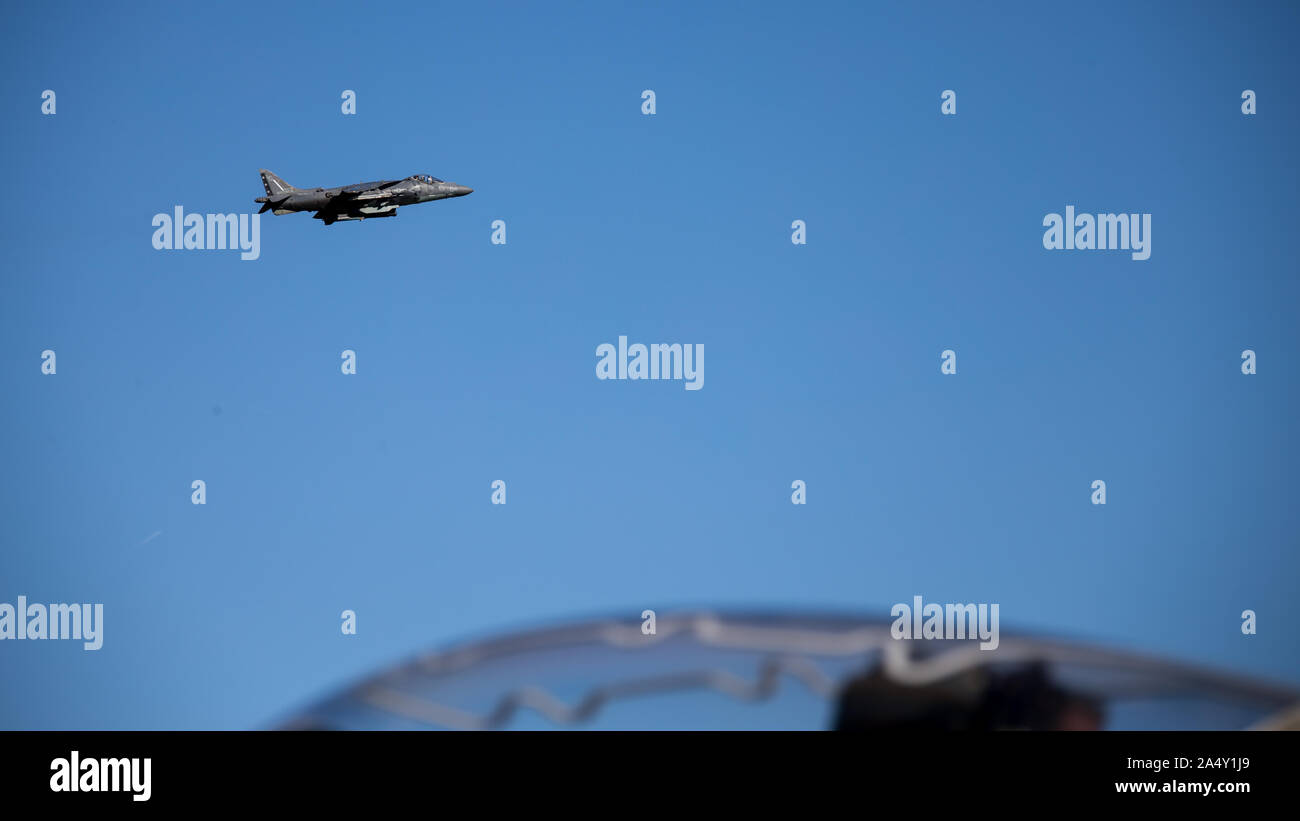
xmin=259 ymin=169 xmax=295 ymax=196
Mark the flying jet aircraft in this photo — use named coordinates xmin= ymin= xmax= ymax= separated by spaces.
xmin=254 ymin=169 xmax=473 ymax=225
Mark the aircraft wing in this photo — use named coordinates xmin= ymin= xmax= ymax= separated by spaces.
xmin=312 ymin=181 xmax=401 ymax=222
xmin=337 ymin=179 xmax=402 ymax=196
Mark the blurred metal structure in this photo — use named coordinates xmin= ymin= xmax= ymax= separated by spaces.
xmin=282 ymin=611 xmax=1299 ymax=730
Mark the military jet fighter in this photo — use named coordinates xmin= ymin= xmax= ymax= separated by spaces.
xmin=254 ymin=169 xmax=472 ymax=225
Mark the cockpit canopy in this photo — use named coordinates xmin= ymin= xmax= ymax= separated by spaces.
xmin=412 ymin=174 xmax=443 ymax=184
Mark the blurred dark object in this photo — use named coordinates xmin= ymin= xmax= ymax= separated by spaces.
xmin=833 ymin=662 xmax=1104 ymax=730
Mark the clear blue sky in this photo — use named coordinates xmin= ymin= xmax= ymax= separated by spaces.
xmin=1 ymin=0 xmax=1297 ymax=729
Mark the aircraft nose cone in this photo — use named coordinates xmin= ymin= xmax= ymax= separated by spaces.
xmin=452 ymin=185 xmax=473 ymax=197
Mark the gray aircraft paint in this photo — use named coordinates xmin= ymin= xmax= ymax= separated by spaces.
xmin=254 ymin=169 xmax=472 ymax=225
